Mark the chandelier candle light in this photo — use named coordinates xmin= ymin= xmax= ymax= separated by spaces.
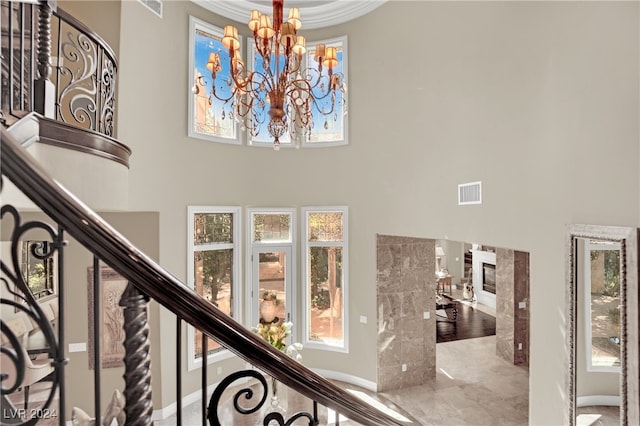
xmin=206 ymin=0 xmax=347 ymax=150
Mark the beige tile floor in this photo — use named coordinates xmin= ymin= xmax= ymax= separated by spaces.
xmin=7 ymin=299 xmax=530 ymax=425
xmin=576 ymin=405 xmax=620 ymax=425
xmin=384 ymin=335 xmax=529 ymax=426
xmin=8 ymin=338 xmax=521 ymax=425
xmin=7 ymin=301 xmax=622 ymax=426
xmin=156 ymin=335 xmax=529 ymax=426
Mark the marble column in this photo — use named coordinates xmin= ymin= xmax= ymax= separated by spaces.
xmin=513 ymin=250 xmax=530 ymax=366
xmin=496 ymin=248 xmax=530 ymax=366
xmin=376 ymin=234 xmax=436 ymax=391
xmin=496 ymin=248 xmax=515 ymax=363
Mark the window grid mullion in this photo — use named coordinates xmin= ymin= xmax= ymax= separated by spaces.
xmin=194 ymin=242 xmax=234 ymax=252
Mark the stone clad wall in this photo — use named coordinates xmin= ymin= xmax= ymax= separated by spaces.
xmin=513 ymin=251 xmax=530 ymax=366
xmin=496 ymin=248 xmax=515 ymax=362
xmin=376 ymin=234 xmax=436 ymax=391
xmin=496 ymin=248 xmax=530 ymax=366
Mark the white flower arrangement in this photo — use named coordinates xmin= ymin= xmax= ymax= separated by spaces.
xmin=252 ymin=321 xmax=303 ymax=362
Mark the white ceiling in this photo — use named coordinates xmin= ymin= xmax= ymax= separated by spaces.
xmin=193 ymin=0 xmax=388 ymax=29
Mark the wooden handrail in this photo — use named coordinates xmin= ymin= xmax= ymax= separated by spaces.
xmin=0 ymin=126 xmax=403 ymax=425
xmin=9 ymin=112 xmax=131 ymax=167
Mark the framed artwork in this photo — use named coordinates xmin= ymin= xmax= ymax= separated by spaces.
xmin=188 ymin=16 xmax=241 ymax=144
xmin=88 ymin=266 xmax=127 ymax=369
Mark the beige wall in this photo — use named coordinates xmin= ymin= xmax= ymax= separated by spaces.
xmin=53 ymin=0 xmax=640 ymax=424
xmin=57 ymin=0 xmax=120 ymax=59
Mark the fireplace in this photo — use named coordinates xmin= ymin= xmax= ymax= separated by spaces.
xmin=471 ymin=248 xmax=497 ymax=308
xmin=482 ymin=262 xmax=496 ymax=294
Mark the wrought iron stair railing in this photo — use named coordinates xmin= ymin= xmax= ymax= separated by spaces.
xmin=1 ymin=126 xmax=404 ymax=425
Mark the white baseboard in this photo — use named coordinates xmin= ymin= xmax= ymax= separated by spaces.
xmin=151 ymin=369 xmax=377 ymax=420
xmin=310 ymin=368 xmax=378 ymax=393
xmin=63 ymin=383 xmax=228 ymax=423
xmin=151 ymin=380 xmax=222 ymax=421
xmin=576 ymin=395 xmax=621 ymax=408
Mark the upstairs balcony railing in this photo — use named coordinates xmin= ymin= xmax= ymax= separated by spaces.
xmin=1 ymin=0 xmax=116 ymax=137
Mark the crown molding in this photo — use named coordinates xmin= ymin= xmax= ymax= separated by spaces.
xmin=192 ymin=0 xmax=387 ymax=29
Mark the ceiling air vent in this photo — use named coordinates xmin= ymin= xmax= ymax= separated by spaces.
xmin=138 ymin=0 xmax=163 ymax=18
xmin=458 ymin=181 xmax=482 ymax=205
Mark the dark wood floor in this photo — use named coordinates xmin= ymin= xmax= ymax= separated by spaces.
xmin=436 ymin=296 xmax=496 ymax=343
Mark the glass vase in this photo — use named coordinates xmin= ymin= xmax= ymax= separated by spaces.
xmin=269 ymin=376 xmax=286 ymax=416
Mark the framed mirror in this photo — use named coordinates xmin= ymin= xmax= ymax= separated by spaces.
xmin=21 ymin=240 xmax=56 ymax=300
xmin=566 ymin=224 xmax=639 ymax=425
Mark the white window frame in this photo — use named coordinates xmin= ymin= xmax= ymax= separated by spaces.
xmin=302 ymin=36 xmax=349 ymax=148
xmin=187 ymin=206 xmax=241 ymax=371
xmin=188 ymin=16 xmax=242 ymax=145
xmin=246 ymin=208 xmax=297 ymax=331
xmin=247 ymin=35 xmax=348 ymax=149
xmin=301 ymin=206 xmax=349 ymax=352
xmin=583 ymin=239 xmax=621 ymax=373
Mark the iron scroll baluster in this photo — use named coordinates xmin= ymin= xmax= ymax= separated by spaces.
xmin=206 ymin=369 xmax=319 ymax=426
xmin=207 ymin=369 xmax=268 ymax=425
xmin=0 ymin=203 xmax=66 ymax=426
xmin=119 ymin=283 xmax=153 ymax=425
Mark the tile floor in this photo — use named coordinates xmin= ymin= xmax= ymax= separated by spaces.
xmin=576 ymin=405 xmax=620 ymax=425
xmin=384 ymin=335 xmax=529 ymax=426
xmin=156 ymin=335 xmax=529 ymax=426
xmin=13 ymin=338 xmax=623 ymax=425
xmin=7 ymin=325 xmax=530 ymax=425
xmin=5 ymin=295 xmax=623 ymax=425
xmin=5 ymin=296 xmax=530 ymax=425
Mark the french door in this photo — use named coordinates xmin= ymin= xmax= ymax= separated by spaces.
xmin=252 ymin=246 xmax=292 ymax=325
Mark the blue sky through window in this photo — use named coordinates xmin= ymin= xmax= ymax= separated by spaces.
xmin=193 ymin=26 xmax=236 ymax=140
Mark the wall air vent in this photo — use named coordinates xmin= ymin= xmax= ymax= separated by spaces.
xmin=458 ymin=181 xmax=482 ymax=205
xmin=138 ymin=0 xmax=163 ymax=18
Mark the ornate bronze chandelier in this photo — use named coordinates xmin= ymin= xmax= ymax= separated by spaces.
xmin=206 ymin=0 xmax=347 ymax=150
